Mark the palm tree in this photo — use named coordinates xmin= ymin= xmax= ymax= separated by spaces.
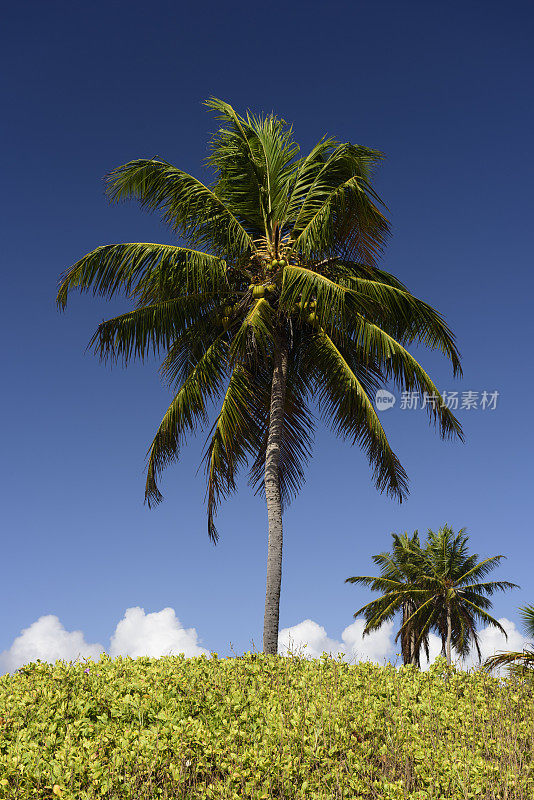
xmin=347 ymin=526 xmax=518 ymax=666
xmin=484 ymin=605 xmax=534 ymax=676
xmin=345 ymin=531 xmax=431 ymax=667
xmin=57 ymin=98 xmax=464 ymax=656
xmin=415 ymin=527 xmax=518 ymax=665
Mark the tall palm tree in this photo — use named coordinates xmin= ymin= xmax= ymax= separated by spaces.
xmin=57 ymin=98 xmax=464 ymax=656
xmin=483 ymin=604 xmax=534 ymax=676
xmin=345 ymin=531 xmax=431 ymax=666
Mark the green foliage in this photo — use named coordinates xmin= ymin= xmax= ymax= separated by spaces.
xmin=57 ymin=98 xmax=464 ymax=541
xmin=1 ymin=654 xmax=534 ymax=799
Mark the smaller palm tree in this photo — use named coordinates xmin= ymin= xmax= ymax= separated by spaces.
xmin=345 ymin=531 xmax=431 ymax=667
xmin=413 ymin=527 xmax=519 ymax=665
xmin=347 ymin=526 xmax=518 ymax=667
xmin=483 ymin=605 xmax=534 ymax=676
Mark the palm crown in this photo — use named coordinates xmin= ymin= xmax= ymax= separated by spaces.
xmin=57 ymin=98 xmax=463 ymax=546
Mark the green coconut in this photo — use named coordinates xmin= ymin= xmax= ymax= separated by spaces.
xmin=278 ymin=258 xmax=287 ymax=267
xmin=270 ymin=260 xmax=279 ymax=268
xmin=252 ymin=285 xmax=266 ymax=298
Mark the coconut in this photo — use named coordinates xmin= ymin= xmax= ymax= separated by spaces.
xmin=307 ymin=312 xmax=318 ymax=325
xmin=271 ymin=260 xmax=279 ymax=268
xmin=266 ymin=284 xmax=277 ymax=293
xmin=252 ymin=286 xmax=266 ymax=298
xmin=223 ymin=305 xmax=233 ymax=316
xmin=278 ymin=258 xmax=287 ymax=267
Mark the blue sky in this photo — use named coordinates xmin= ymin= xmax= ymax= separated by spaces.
xmin=1 ymin=0 xmax=533 ymax=671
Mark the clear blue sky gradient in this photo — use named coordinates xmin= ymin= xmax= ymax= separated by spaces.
xmin=2 ymin=0 xmax=533 ymax=659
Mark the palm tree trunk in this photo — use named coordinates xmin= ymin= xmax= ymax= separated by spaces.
xmin=263 ymin=336 xmax=288 ymax=656
xmin=410 ymin=629 xmax=419 ymax=668
xmin=446 ymin=604 xmax=452 ymax=666
xmin=402 ymin=601 xmax=420 ymax=667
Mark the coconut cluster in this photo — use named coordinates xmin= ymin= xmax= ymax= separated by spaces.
xmin=293 ymin=298 xmax=319 ymax=326
xmin=220 ymin=235 xmax=322 ymax=330
xmin=248 ymin=234 xmax=295 ymax=289
xmin=217 ymin=300 xmax=240 ymax=329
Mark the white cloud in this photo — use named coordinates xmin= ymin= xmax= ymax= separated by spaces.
xmin=278 ymin=618 xmax=395 ymax=665
xmin=0 ymin=607 xmax=209 ymax=675
xmin=1 ymin=611 xmax=531 ymax=676
xmin=0 ymin=615 xmax=104 ymax=674
xmin=278 ymin=619 xmax=350 ymax=662
xmin=340 ymin=619 xmax=395 ymax=664
xmin=109 ymin=607 xmax=210 ymax=659
xmin=279 ymin=617 xmax=533 ymax=673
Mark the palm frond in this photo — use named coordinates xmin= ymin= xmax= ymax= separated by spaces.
xmin=203 ymin=365 xmax=265 ymax=542
xmin=280 ymin=265 xmax=350 ymax=335
xmin=456 ymin=556 xmax=510 ymax=585
xmin=57 ymin=243 xmax=227 ymax=309
xmin=519 ymin=604 xmax=534 ymax=639
xmin=484 ymin=649 xmax=534 ymax=674
xmin=455 ymin=598 xmax=509 ymax=640
xmin=89 ymin=293 xmax=222 ymax=365
xmin=206 ymin=97 xmax=300 ymax=236
xmin=345 ymin=575 xmax=406 ymax=591
xmin=304 ymin=330 xmax=409 ymax=499
xmin=347 ymin=319 xmax=463 ymax=440
xmin=144 ymin=337 xmax=229 ymax=509
xmin=460 ymin=580 xmax=520 ymax=595
xmin=158 ymin=311 xmax=229 ymax=390
xmin=289 ymin=142 xmax=389 ymax=264
xmin=105 ymin=159 xmax=255 ymax=258
xmin=343 ymin=278 xmax=463 ymax=376
xmin=229 ymin=296 xmax=276 ymax=364
xmin=355 ymin=594 xmax=406 ymax=632
xmin=283 ymin=137 xmax=338 ymax=227
xmin=397 ymin=596 xmax=437 ymax=648
xmin=325 ymin=259 xmax=409 ymax=291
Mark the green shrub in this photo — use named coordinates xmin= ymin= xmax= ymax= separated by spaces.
xmin=0 ymin=652 xmax=533 ymax=798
